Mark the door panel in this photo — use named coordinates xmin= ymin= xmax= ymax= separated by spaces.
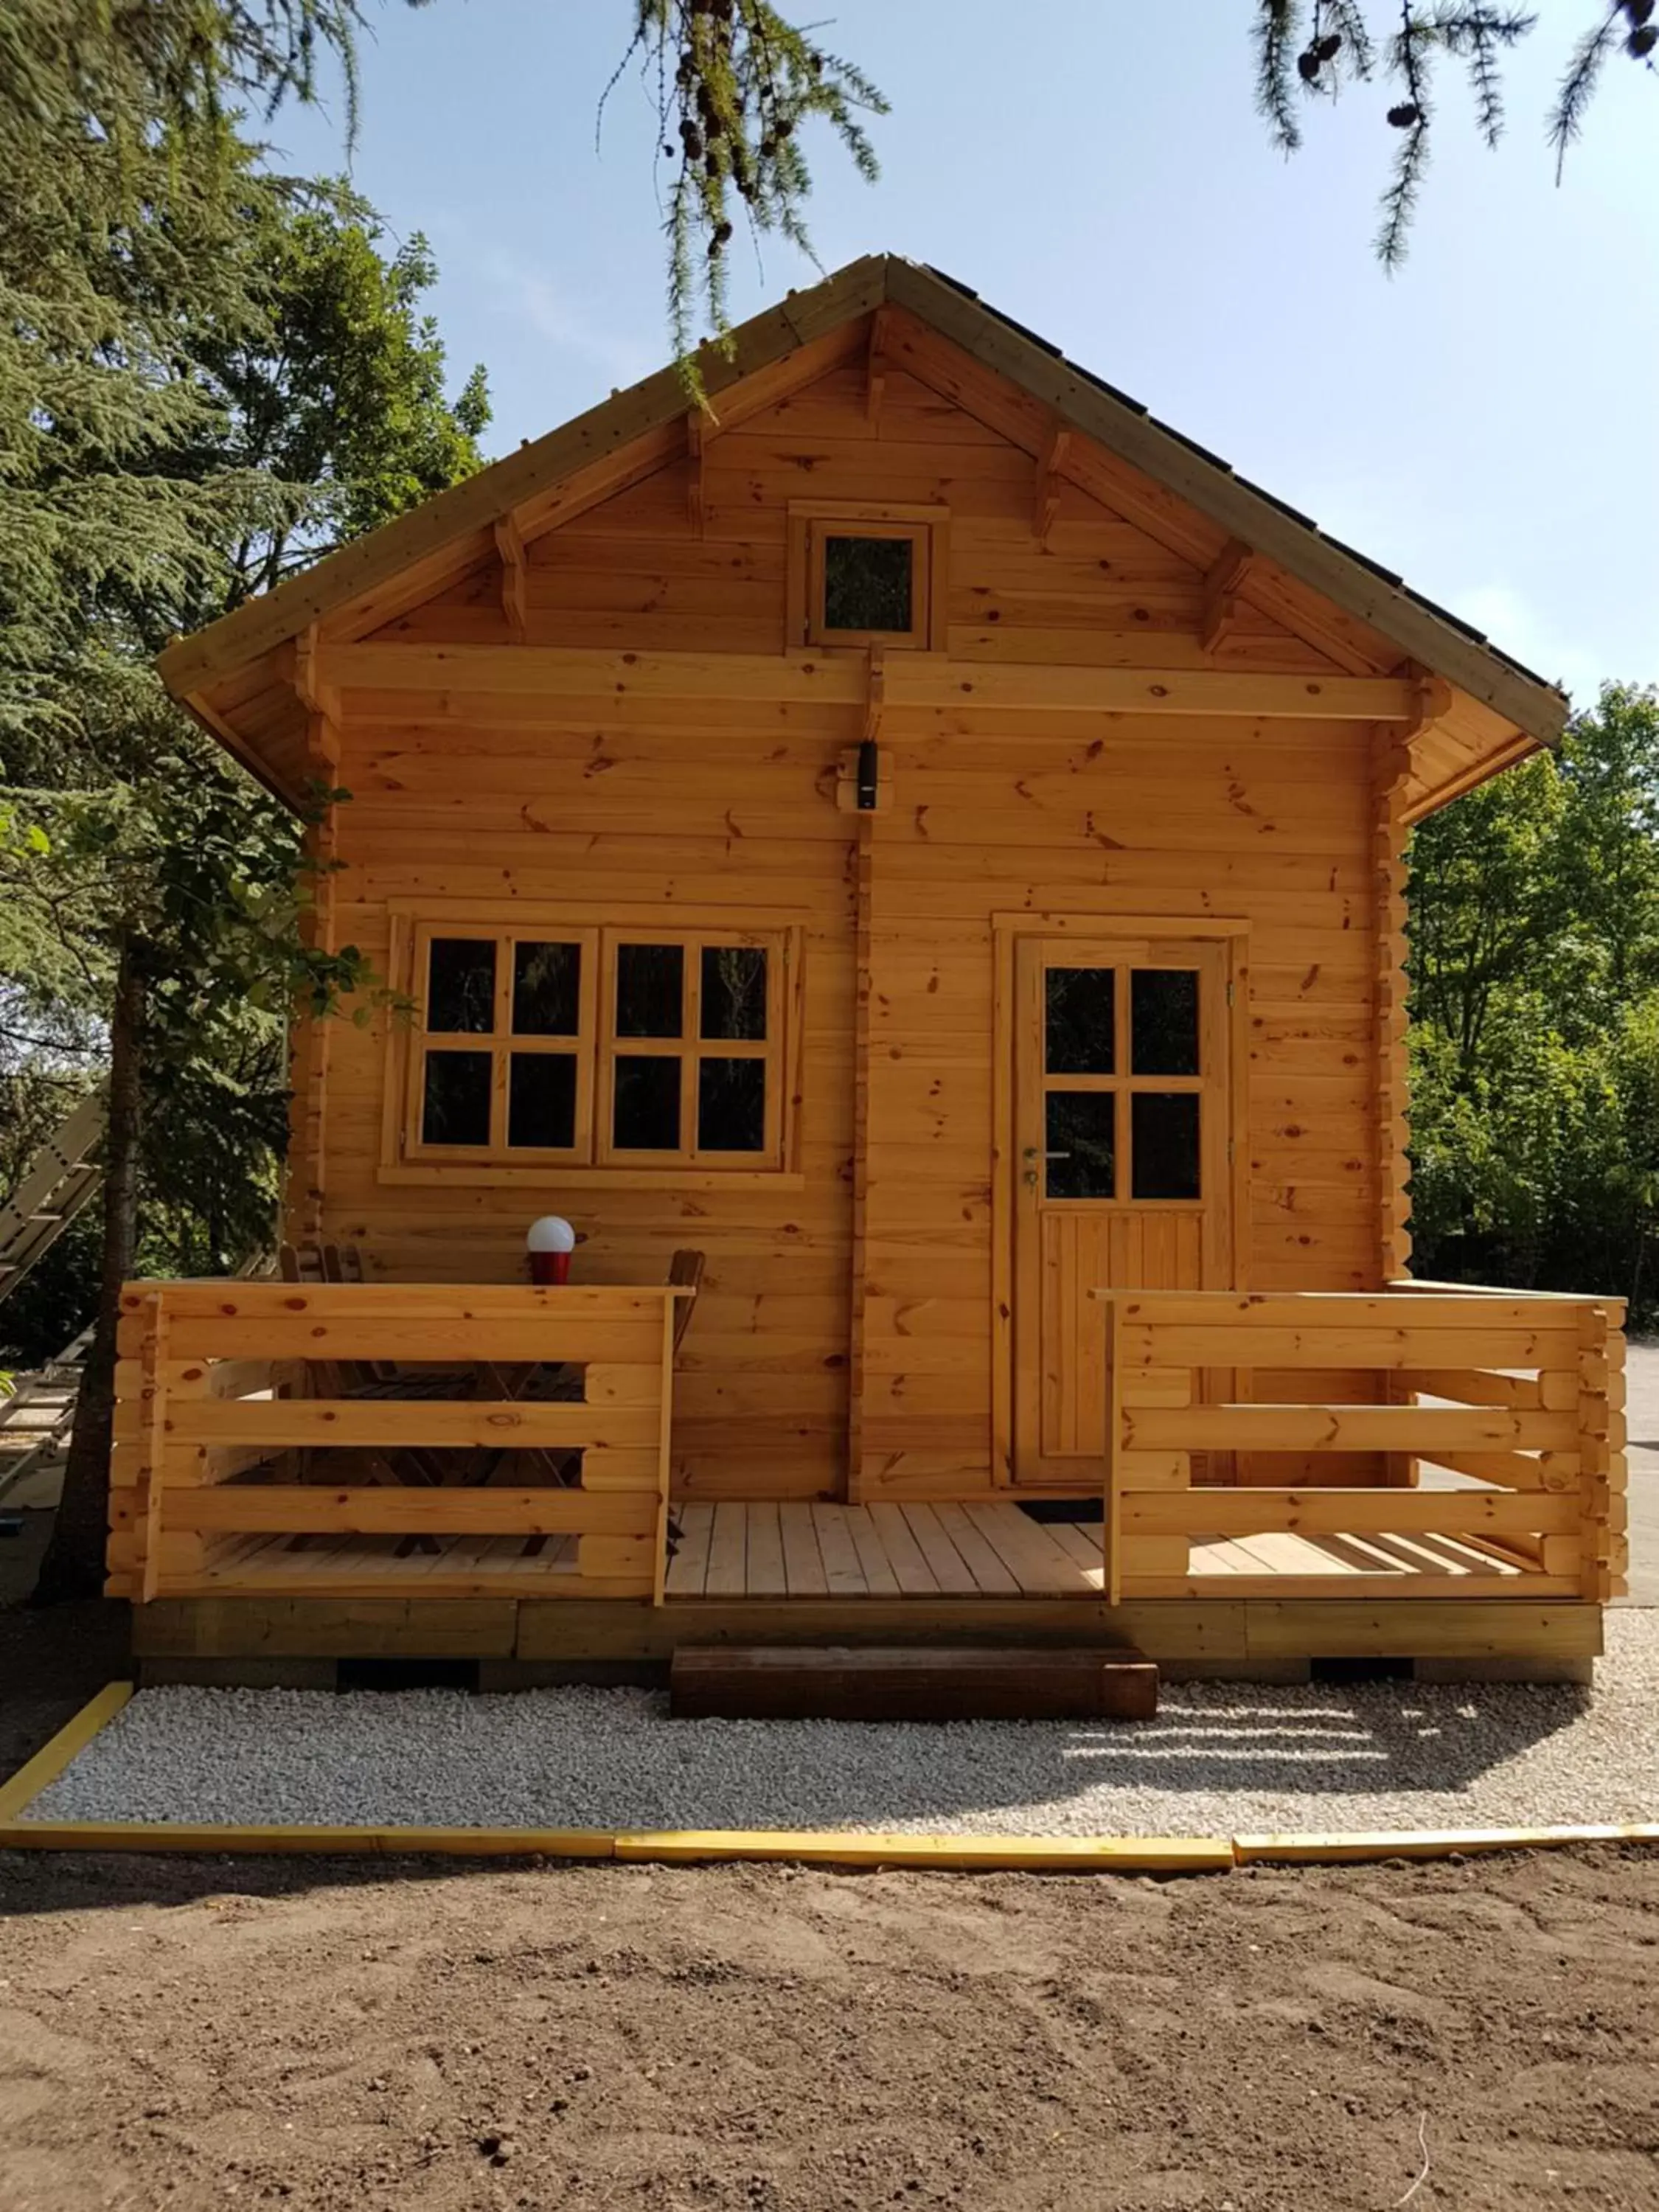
xmin=1012 ymin=934 xmax=1235 ymax=1488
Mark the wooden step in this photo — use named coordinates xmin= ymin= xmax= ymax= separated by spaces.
xmin=669 ymin=1644 xmax=1158 ymax=1722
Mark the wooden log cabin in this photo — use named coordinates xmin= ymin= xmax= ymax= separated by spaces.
xmin=117 ymin=255 xmax=1627 ymax=1686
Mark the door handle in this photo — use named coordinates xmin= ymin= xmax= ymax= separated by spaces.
xmin=1023 ymin=1148 xmax=1071 ymax=1161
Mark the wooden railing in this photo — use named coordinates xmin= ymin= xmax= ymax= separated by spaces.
xmin=108 ymin=1281 xmax=687 ymax=1604
xmin=1098 ymin=1286 xmax=1627 ymax=1604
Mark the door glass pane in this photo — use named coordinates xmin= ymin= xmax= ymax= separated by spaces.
xmin=1046 ymin=967 xmax=1116 ymax=1075
xmin=700 ymin=945 xmax=768 ymax=1041
xmin=1132 ymin=1093 xmax=1201 ymax=1200
xmin=1045 ymin=1091 xmax=1116 ymax=1199
xmin=427 ymin=939 xmax=495 ymax=1034
xmin=823 ymin=534 xmax=913 ymax=633
xmin=613 ymin=1056 xmax=681 ymax=1150
xmin=512 ymin=941 xmax=581 ymax=1036
xmin=507 ymin=1053 xmax=577 ymax=1149
xmin=698 ymin=1058 xmax=766 ymax=1152
xmin=421 ymin=1050 xmax=492 ymax=1146
xmin=1132 ymin=969 xmax=1200 ymax=1076
xmin=616 ymin=944 xmax=684 ymax=1038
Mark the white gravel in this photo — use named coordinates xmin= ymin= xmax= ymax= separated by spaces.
xmin=24 ymin=1612 xmax=1659 ymax=1838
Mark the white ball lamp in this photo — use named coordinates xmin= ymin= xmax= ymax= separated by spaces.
xmin=526 ymin=1214 xmax=577 ymax=1287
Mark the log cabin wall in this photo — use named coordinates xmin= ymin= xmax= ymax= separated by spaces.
xmin=288 ymin=319 xmax=1399 ymax=1501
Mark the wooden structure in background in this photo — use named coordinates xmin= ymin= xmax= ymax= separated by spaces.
xmin=121 ymin=256 xmax=1624 ymax=1680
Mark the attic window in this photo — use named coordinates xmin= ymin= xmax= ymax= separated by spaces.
xmin=824 ymin=532 xmax=914 ymax=634
xmin=792 ymin=506 xmax=945 ymax=650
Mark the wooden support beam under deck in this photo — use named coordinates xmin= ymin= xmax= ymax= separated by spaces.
xmin=324 ymin=641 xmax=1426 ymax=723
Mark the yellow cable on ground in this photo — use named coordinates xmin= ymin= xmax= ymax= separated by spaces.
xmin=1 ymin=1685 xmax=1656 ymax=1873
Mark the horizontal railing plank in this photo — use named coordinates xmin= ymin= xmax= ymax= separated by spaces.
xmin=118 ymin=1316 xmax=668 ymax=1365
xmin=1121 ymin=1405 xmax=1577 ymax=1452
xmin=1122 ymin=1489 xmax=1580 ymax=1538
xmin=168 ymin=1399 xmax=661 ymax=1450
xmin=1101 ymin=1292 xmax=1594 ymax=1331
xmin=167 ymin=1487 xmax=657 ymax=1537
xmin=1116 ymin=1324 xmax=1579 ymax=1371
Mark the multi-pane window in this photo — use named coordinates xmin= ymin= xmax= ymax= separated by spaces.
xmin=404 ymin=925 xmax=787 ymax=1169
xmin=1040 ymin=963 xmax=1203 ymax=1203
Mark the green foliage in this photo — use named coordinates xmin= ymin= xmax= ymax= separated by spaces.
xmin=602 ymin=1 xmax=887 ymax=372
xmin=1408 ymin=683 xmax=1659 ymax=1314
xmin=1253 ymin=4 xmax=1656 ymax=265
xmin=0 ymin=4 xmax=488 ymax=1377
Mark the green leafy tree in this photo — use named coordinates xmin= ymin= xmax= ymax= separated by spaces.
xmin=0 ymin=10 xmax=490 ymax=1599
xmin=1408 ymin=684 xmax=1659 ymax=1310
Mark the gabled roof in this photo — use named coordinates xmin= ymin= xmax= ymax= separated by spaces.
xmin=158 ymin=252 xmax=1568 ymax=780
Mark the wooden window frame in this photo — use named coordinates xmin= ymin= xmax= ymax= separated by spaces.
xmin=403 ymin=922 xmax=598 ymax=1167
xmin=597 ymin=928 xmax=787 ymax=1170
xmin=385 ymin=909 xmax=802 ymax=1186
xmin=787 ymin=501 xmax=950 ymax=652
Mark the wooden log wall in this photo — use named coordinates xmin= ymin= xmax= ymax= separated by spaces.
xmin=286 ymin=323 xmax=1416 ymax=1501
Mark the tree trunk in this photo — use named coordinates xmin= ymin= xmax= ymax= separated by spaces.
xmin=33 ymin=935 xmax=145 ymax=1604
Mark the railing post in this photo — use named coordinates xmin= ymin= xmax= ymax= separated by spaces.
xmin=136 ymin=1291 xmax=170 ymax=1604
xmin=1104 ymin=1296 xmax=1122 ymax=1607
xmin=1576 ymin=1303 xmax=1620 ymax=1603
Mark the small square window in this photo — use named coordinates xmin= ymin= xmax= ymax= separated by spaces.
xmin=801 ymin=515 xmax=936 ymax=649
xmin=824 ymin=535 xmax=913 ymax=634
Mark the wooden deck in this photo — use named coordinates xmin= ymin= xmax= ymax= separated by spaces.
xmin=662 ymin=1501 xmax=1520 ymax=1601
xmin=170 ymin=1503 xmax=1524 ymax=1604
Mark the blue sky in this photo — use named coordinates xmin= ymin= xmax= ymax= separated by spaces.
xmin=274 ymin=3 xmax=1658 ymax=706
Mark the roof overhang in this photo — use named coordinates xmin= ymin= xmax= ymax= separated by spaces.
xmin=159 ymin=253 xmax=1568 ymax=814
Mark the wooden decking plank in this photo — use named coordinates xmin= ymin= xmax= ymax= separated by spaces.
xmin=664 ymin=1500 xmax=714 ymax=1596
xmin=744 ymin=1501 xmax=789 ymax=1597
xmin=1228 ymin=1532 xmax=1363 ymax=1576
xmin=811 ymin=1504 xmax=869 ymax=1597
xmin=961 ymin=1502 xmax=1092 ymax=1596
xmin=1413 ymin=1531 xmax=1514 ymax=1576
xmin=1189 ymin=1537 xmax=1263 ymax=1575
xmin=927 ymin=1503 xmax=1021 ymax=1594
xmin=1044 ymin=1518 xmax=1107 ymax=1589
xmin=703 ymin=1501 xmax=749 ymax=1597
xmin=845 ymin=1506 xmax=902 ymax=1597
xmin=865 ymin=1503 xmax=940 ymax=1596
xmin=900 ymin=1505 xmax=984 ymax=1596
xmin=779 ymin=1502 xmax=829 ymax=1596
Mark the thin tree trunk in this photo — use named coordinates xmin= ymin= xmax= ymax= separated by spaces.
xmin=33 ymin=934 xmax=145 ymax=1604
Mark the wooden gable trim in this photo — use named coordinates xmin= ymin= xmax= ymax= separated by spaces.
xmin=159 ymin=251 xmax=1565 ymax=804
xmin=883 ymin=261 xmax=1564 ymax=745
xmin=157 ymin=255 xmax=890 ymax=698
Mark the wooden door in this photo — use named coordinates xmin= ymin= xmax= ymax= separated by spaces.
xmin=1011 ymin=934 xmax=1237 ymax=1488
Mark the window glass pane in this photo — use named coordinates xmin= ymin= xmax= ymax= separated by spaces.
xmin=512 ymin=941 xmax=581 ymax=1036
xmin=613 ymin=1056 xmax=681 ymax=1150
xmin=427 ymin=939 xmax=495 ymax=1034
xmin=508 ymin=1053 xmax=577 ymax=1149
xmin=1132 ymin=970 xmax=1200 ymax=1077
xmin=1131 ymin=1093 xmax=1201 ymax=1200
xmin=1046 ymin=967 xmax=1116 ymax=1075
xmin=698 ymin=1058 xmax=766 ymax=1152
xmin=422 ymin=1050 xmax=492 ymax=1146
xmin=823 ymin=533 xmax=914 ymax=633
xmin=616 ymin=944 xmax=684 ymax=1038
xmin=700 ymin=945 xmax=768 ymax=1041
xmin=1045 ymin=1091 xmax=1116 ymax=1200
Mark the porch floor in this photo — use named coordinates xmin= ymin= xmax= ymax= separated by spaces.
xmin=664 ymin=1500 xmax=1520 ymax=1601
xmin=174 ymin=1502 xmax=1526 ymax=1603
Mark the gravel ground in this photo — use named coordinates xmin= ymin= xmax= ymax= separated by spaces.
xmin=24 ymin=1612 xmax=1659 ymax=1836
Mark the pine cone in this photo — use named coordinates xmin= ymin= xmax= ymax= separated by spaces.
xmin=1629 ymin=23 xmax=1658 ymax=53
xmin=1387 ymin=101 xmax=1421 ymax=128
xmin=1298 ymin=49 xmax=1321 ymax=83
